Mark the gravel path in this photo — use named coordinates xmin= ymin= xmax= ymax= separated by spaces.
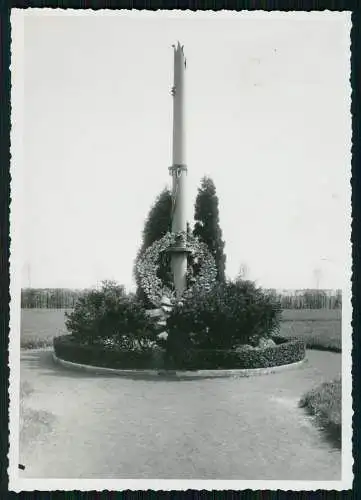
xmin=19 ymin=349 xmax=341 ymax=480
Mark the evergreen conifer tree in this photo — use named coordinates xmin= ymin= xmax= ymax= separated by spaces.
xmin=193 ymin=176 xmax=226 ymax=282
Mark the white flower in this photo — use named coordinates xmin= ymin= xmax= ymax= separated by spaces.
xmin=161 ymin=296 xmax=172 ymax=306
xmin=157 ymin=331 xmax=168 ymax=340
xmin=138 ymin=231 xmax=216 ymax=307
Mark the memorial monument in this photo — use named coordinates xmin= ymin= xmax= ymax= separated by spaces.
xmin=167 ymin=42 xmax=189 ymax=298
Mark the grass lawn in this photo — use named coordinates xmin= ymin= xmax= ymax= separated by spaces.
xmin=299 ymin=377 xmax=342 ymax=448
xmin=279 ymin=309 xmax=341 ymax=352
xmin=20 ymin=309 xmax=72 ymax=349
xmin=281 ymin=309 xmax=341 ymax=321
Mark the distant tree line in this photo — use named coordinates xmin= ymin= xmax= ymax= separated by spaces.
xmin=21 ymin=288 xmax=86 ymax=309
xmin=21 ymin=287 xmax=342 ymax=310
xmin=264 ymin=289 xmax=342 ymax=310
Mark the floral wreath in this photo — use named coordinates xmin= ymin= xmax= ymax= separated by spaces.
xmin=136 ymin=231 xmax=217 ymax=307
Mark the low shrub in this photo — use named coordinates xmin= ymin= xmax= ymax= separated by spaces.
xmin=166 ymin=279 xmax=282 ymax=350
xmin=53 ymin=334 xmax=305 ymax=371
xmin=65 ymin=280 xmax=159 ymax=350
xmin=299 ymin=377 xmax=341 ymax=448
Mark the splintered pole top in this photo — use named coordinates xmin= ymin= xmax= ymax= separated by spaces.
xmin=172 ymin=41 xmax=184 ymax=53
xmin=172 ymin=42 xmax=186 ymax=69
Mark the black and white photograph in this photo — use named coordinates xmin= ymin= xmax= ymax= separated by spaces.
xmin=9 ymin=9 xmax=352 ymax=491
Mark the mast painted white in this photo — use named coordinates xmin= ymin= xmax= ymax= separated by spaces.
xmin=169 ymin=42 xmax=188 ymax=298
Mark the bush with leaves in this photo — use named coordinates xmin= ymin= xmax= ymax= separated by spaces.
xmin=65 ymin=281 xmax=158 ymax=351
xmin=166 ymin=278 xmax=282 ymax=350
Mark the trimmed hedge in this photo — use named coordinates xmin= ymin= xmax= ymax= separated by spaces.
xmin=53 ymin=335 xmax=162 ymax=370
xmin=53 ymin=335 xmax=306 ymax=371
xmin=177 ymin=336 xmax=305 ymax=370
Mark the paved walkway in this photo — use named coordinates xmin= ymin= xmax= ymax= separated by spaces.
xmin=19 ymin=349 xmax=341 ymax=480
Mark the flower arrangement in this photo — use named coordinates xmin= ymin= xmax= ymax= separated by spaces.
xmin=136 ymin=231 xmax=217 ymax=307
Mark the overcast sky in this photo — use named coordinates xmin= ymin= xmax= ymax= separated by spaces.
xmin=13 ymin=10 xmax=351 ymax=291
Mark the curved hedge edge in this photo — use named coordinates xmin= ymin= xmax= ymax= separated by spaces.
xmin=306 ymin=344 xmax=341 ymax=354
xmin=274 ymin=334 xmax=341 ymax=353
xmin=53 ymin=334 xmax=306 ymax=371
xmin=53 ymin=352 xmax=307 ymax=380
xmin=53 ymin=335 xmax=161 ymax=370
xmin=53 ymin=334 xmax=307 ymax=373
xmin=181 ymin=336 xmax=306 ymax=370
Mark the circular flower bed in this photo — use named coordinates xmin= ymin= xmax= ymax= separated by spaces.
xmin=53 ymin=335 xmax=306 ymax=371
xmin=136 ymin=231 xmax=217 ymax=307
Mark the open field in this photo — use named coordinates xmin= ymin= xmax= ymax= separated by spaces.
xmin=279 ymin=310 xmax=341 ymax=352
xmin=281 ymin=309 xmax=341 ymax=321
xmin=20 ymin=309 xmax=72 ymax=349
xmin=20 ymin=308 xmax=342 ymax=351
